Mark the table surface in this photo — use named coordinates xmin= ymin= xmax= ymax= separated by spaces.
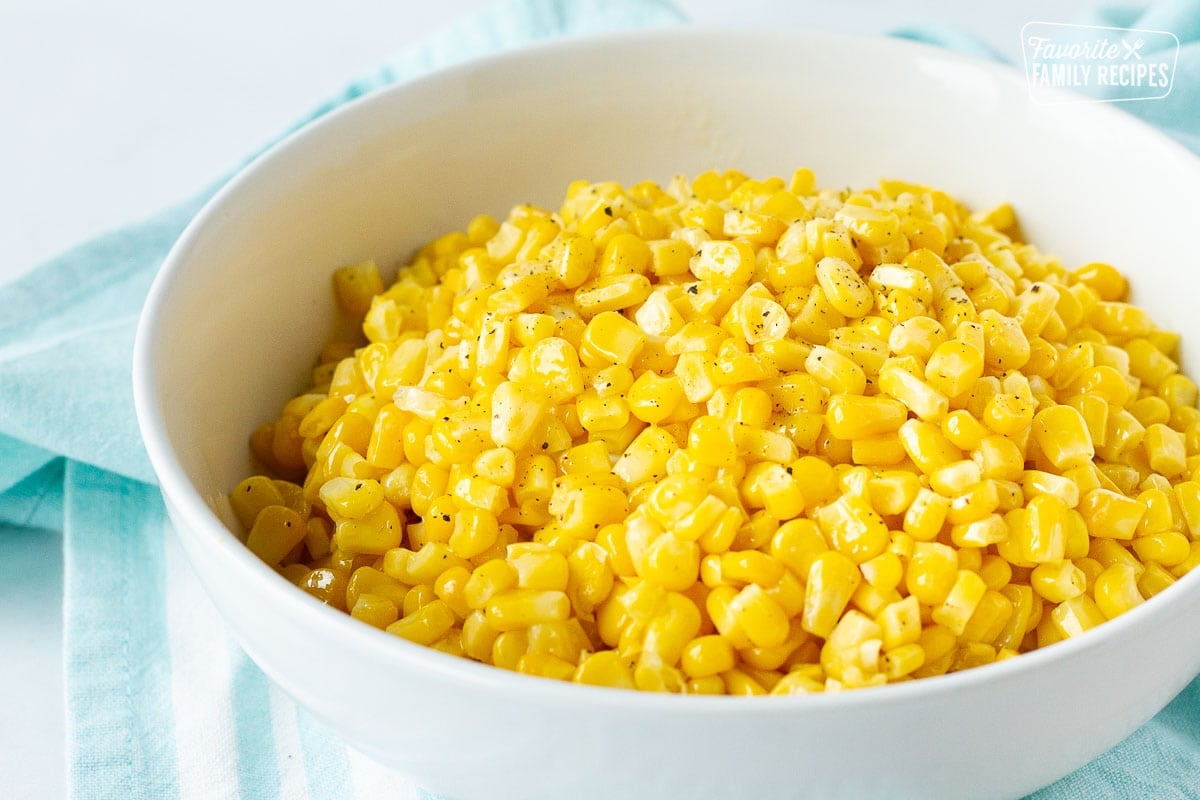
xmin=0 ymin=0 xmax=1086 ymax=796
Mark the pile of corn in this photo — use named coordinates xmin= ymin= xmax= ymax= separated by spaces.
xmin=232 ymin=169 xmax=1200 ymax=695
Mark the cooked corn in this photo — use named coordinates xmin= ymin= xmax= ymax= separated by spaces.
xmin=234 ymin=169 xmax=1200 ymax=695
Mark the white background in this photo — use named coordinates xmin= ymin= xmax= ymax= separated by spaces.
xmin=0 ymin=0 xmax=1086 ymax=796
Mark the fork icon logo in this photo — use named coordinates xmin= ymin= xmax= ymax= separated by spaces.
xmin=1122 ymin=38 xmax=1145 ymax=60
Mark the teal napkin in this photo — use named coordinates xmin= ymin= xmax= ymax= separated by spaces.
xmin=1 ymin=1 xmax=1198 ymax=798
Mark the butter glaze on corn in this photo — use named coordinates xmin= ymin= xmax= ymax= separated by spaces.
xmin=235 ymin=169 xmax=1200 ymax=694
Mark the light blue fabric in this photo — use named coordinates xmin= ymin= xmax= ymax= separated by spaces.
xmin=64 ymin=463 xmax=177 ymax=797
xmin=0 ymin=0 xmax=1198 ymax=797
xmin=895 ymin=0 xmax=1200 ymax=153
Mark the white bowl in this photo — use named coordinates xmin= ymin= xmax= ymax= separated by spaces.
xmin=133 ymin=27 xmax=1200 ymax=800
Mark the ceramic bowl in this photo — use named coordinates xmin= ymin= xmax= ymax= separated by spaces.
xmin=133 ymin=28 xmax=1200 ymax=800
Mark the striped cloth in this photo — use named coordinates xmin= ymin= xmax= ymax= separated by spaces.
xmin=65 ymin=465 xmax=422 ymax=796
xmin=65 ymin=464 xmax=427 ymax=798
xmin=0 ymin=0 xmax=1198 ymax=798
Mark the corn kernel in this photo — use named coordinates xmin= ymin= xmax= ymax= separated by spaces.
xmin=825 ymin=394 xmax=908 ymax=440
xmin=898 ymin=420 xmax=962 ymax=474
xmin=802 ymin=551 xmax=862 ymax=638
xmin=486 ymin=589 xmax=570 ymax=631
xmin=806 ymin=346 xmax=867 ymax=396
xmin=1093 ymin=563 xmax=1145 ymax=620
xmin=1031 ymin=405 xmax=1094 ymax=471
xmin=1049 ymin=594 xmax=1108 ymax=639
xmin=1080 ymin=489 xmax=1146 ymax=541
xmin=906 ymin=542 xmax=958 ymax=606
xmin=881 ymin=364 xmax=949 ymax=422
xmin=903 ymin=488 xmax=951 ymax=542
xmin=333 ymin=260 xmax=384 ymax=316
xmin=334 ymin=501 xmax=403 ymax=556
xmin=815 ymin=257 xmax=873 ymax=317
xmin=387 ymin=599 xmax=455 ymax=646
xmin=1144 ymin=423 xmax=1187 ymax=478
xmin=925 ymin=340 xmax=984 ymax=398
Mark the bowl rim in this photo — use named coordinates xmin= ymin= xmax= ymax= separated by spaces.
xmin=133 ymin=24 xmax=1200 ymax=714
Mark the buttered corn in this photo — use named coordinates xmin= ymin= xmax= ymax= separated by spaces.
xmin=233 ymin=169 xmax=1200 ymax=695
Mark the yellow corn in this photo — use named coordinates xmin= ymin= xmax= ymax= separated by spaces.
xmin=573 ymin=650 xmax=635 ymax=689
xmin=230 ymin=476 xmax=287 ymax=533
xmin=1050 ymin=595 xmax=1108 ymax=638
xmin=1080 ymin=489 xmax=1147 ymax=541
xmin=806 ymin=346 xmax=866 ymax=396
xmin=906 ymin=542 xmax=958 ymax=606
xmin=681 ymin=635 xmax=735 ymax=678
xmin=1071 ymin=261 xmax=1127 ymax=301
xmin=825 ymin=394 xmax=907 ymax=440
xmin=903 ymin=488 xmax=951 ymax=542
xmin=881 ymin=362 xmax=949 ymax=422
xmin=1138 ymin=562 xmax=1177 ymax=598
xmin=1174 ymin=481 xmax=1200 ymax=536
xmin=245 ymin=505 xmax=307 ymax=566
xmin=627 ymin=372 xmax=684 ymax=424
xmin=950 ymin=514 xmax=1008 ymax=547
xmin=925 ymin=340 xmax=984 ymax=398
xmin=888 ymin=316 xmax=947 ymax=360
xmin=464 ymin=560 xmax=518 ymax=610
xmin=729 ymin=584 xmax=790 ymax=648
xmin=333 ymin=501 xmax=403 ymax=556
xmin=507 ymin=542 xmax=570 ymax=591
xmin=741 ymin=463 xmax=805 ymax=520
xmin=237 ymin=170 xmax=1200 ymax=695
xmin=929 ymin=459 xmax=982 ymax=496
xmin=930 ymin=569 xmax=988 ymax=636
xmin=815 ymin=493 xmax=889 ymax=563
xmin=899 ymin=422 xmax=962 ymax=477
xmin=1131 ymin=531 xmax=1190 ymax=567
xmin=867 ymin=472 xmax=920 ymax=517
xmin=802 ymin=551 xmax=861 ymax=638
xmin=319 ymin=476 xmax=385 ymax=520
xmin=350 ymin=593 xmax=400 ymax=630
xmin=768 ymin=518 xmax=829 ymax=579
xmin=881 ymin=643 xmax=926 ymax=679
xmin=485 ymin=589 xmax=570 ymax=631
xmin=332 ymin=260 xmax=384 ymax=316
xmin=815 ymin=257 xmax=873 ymax=317
xmin=641 ymin=535 xmax=701 ymax=591
xmin=693 ymin=240 xmax=755 ymax=283
xmin=975 ymin=435 xmax=1024 ymax=483
xmin=1145 ymin=423 xmax=1187 ymax=478
xmin=386 ymin=599 xmax=456 ymax=646
xmin=979 ymin=555 xmax=1013 ymax=591
xmin=1032 ymin=405 xmax=1094 ymax=471
xmin=1030 ymin=561 xmax=1086 ymax=603
xmin=1019 ymin=495 xmax=1069 ymax=563
xmin=1022 ymin=470 xmax=1079 ymax=508
xmin=579 ymin=311 xmax=646 ymax=369
xmin=941 ymin=410 xmax=988 ymax=451
xmin=876 ymin=595 xmax=922 ymax=650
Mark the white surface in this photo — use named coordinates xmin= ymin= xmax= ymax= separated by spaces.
xmin=135 ymin=24 xmax=1200 ymax=800
xmin=0 ymin=1 xmax=1089 ymax=798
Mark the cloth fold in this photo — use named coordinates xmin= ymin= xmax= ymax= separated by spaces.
xmin=2 ymin=0 xmax=1198 ymax=797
